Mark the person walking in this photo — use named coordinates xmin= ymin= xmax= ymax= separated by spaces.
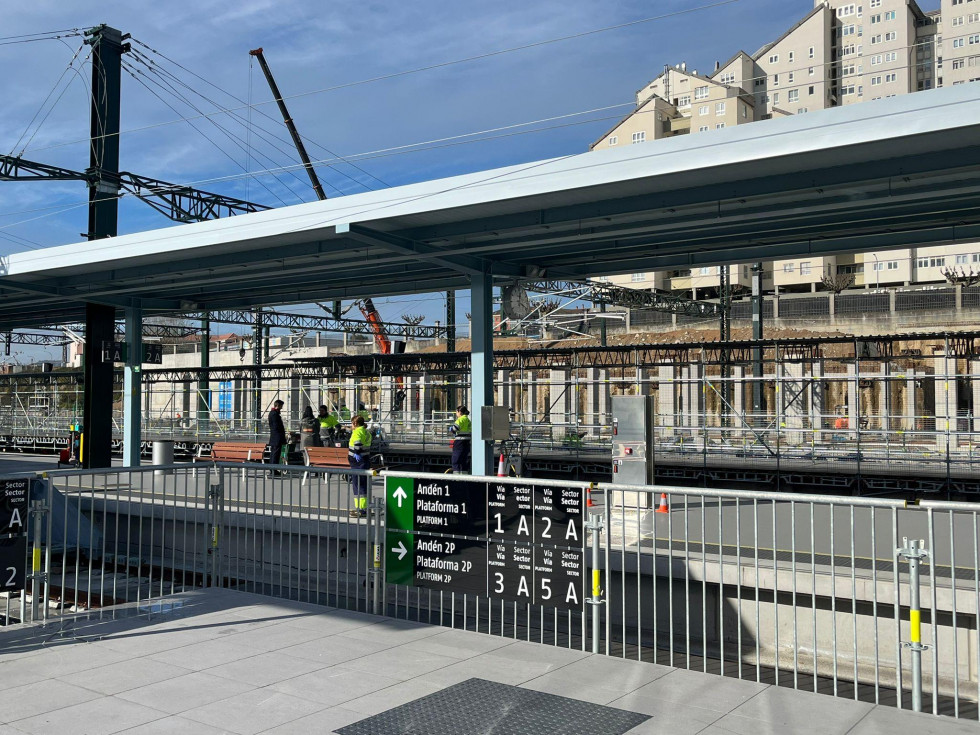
xmin=348 ymin=415 xmax=372 ymax=517
xmin=268 ymin=399 xmax=286 ymax=473
xmin=300 ymin=405 xmax=320 ymax=448
xmin=450 ymin=405 xmax=472 ymax=474
xmin=318 ymin=405 xmax=339 ymax=446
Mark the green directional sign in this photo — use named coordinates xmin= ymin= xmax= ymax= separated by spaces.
xmin=385 ymin=476 xmax=415 ymax=532
xmin=385 ymin=530 xmax=414 ymax=586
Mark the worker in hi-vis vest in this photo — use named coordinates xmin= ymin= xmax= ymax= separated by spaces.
xmin=449 ymin=405 xmax=472 ymax=474
xmin=318 ymin=405 xmax=339 ymax=445
xmin=348 ymin=415 xmax=372 ymax=516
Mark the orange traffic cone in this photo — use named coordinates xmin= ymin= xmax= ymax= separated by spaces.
xmin=656 ymin=493 xmax=669 ymax=514
xmin=497 ymin=453 xmax=507 ymax=477
xmin=586 ymin=485 xmax=596 ymax=507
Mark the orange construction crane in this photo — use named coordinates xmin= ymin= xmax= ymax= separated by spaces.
xmin=356 ymin=298 xmax=392 ymax=354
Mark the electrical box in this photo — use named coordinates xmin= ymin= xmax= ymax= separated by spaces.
xmin=611 ymin=395 xmax=655 ymax=507
xmin=481 ymin=405 xmax=511 ymax=441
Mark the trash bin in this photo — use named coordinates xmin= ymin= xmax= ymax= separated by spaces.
xmin=152 ymin=440 xmax=175 ymax=476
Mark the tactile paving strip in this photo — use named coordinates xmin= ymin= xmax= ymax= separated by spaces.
xmin=336 ymin=677 xmax=650 ymax=735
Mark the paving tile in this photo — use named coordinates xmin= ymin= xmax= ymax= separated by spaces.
xmin=278 ymin=632 xmax=392 ymax=666
xmin=334 ymin=679 xmax=446 ymax=718
xmin=116 ymin=671 xmax=255 ymax=715
xmin=279 ymin=609 xmax=378 ymax=636
xmin=337 ymin=618 xmax=446 ymax=645
xmin=494 ymin=639 xmax=592 ymax=666
xmin=418 ymin=647 xmax=580 ymax=688
xmin=339 ymin=645 xmax=459 ymax=681
xmin=0 ymin=678 xmax=99 ymax=722
xmin=95 ymin=624 xmax=220 ymax=656
xmin=220 ymin=621 xmax=330 ymax=652
xmin=623 ymin=669 xmax=768 ymax=715
xmin=260 ymin=706 xmax=364 ymax=734
xmin=206 ymin=651 xmax=329 ymax=688
xmin=58 ymin=657 xmax=191 ymax=695
xmin=113 ymin=714 xmax=231 ymax=734
xmin=847 ymin=704 xmax=979 ymax=734
xmin=521 ymin=655 xmax=673 ymax=704
xmin=269 ymin=664 xmax=404 ymax=707
xmin=397 ymin=627 xmax=515 ymax=659
xmin=613 ymin=695 xmax=724 ymax=735
xmin=10 ymin=696 xmax=166 ymax=735
xmin=146 ymin=635 xmax=261 ymax=671
xmin=182 ymin=689 xmax=326 ymax=735
xmin=714 ymin=686 xmax=872 ymax=734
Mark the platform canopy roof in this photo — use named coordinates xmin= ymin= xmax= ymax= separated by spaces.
xmin=3 ymin=85 xmax=980 ymax=329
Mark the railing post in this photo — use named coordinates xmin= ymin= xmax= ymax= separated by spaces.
xmin=898 ymin=537 xmax=930 ymax=713
xmin=585 ymin=513 xmax=605 ymax=654
xmin=370 ymin=491 xmax=383 ymax=616
xmin=29 ymin=497 xmax=47 ymax=622
xmin=208 ymin=476 xmax=224 ymax=588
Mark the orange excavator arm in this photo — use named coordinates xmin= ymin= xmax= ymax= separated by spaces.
xmin=357 ymin=298 xmax=392 ymax=354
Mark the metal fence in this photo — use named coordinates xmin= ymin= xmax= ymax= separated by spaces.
xmin=3 ymin=466 xmax=979 ymax=720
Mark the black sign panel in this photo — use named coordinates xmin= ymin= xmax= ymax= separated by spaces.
xmin=0 ymin=535 xmax=27 ymax=592
xmin=412 ymin=478 xmax=488 ymax=536
xmin=143 ymin=343 xmax=163 ymax=364
xmin=534 ymin=546 xmax=585 ymax=610
xmin=412 ymin=534 xmax=487 ymax=596
xmin=0 ymin=478 xmax=29 ymax=537
xmin=488 ymin=481 xmax=534 ymax=543
xmin=532 ymin=485 xmax=584 ymax=548
xmin=488 ymin=539 xmax=535 ymax=604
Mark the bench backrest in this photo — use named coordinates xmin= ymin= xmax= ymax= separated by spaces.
xmin=211 ymin=442 xmax=267 ymax=462
xmin=304 ymin=447 xmax=349 ymax=466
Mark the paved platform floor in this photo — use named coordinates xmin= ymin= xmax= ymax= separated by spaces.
xmin=0 ymin=589 xmax=974 ymax=734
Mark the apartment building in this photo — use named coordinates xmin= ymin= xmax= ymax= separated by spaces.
xmin=594 ymin=0 xmax=972 ymax=300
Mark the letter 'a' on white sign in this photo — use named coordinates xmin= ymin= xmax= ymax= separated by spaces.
xmin=565 ymin=519 xmax=578 ymax=542
xmin=565 ymin=583 xmax=580 ymax=605
xmin=517 ymin=516 xmax=530 ymax=536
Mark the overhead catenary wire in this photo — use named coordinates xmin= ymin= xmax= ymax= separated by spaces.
xmin=131 ymin=38 xmax=389 ymax=191
xmin=22 ymin=2 xmax=739 ymax=155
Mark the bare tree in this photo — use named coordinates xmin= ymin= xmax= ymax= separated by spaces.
xmin=941 ymin=266 xmax=980 ymax=287
xmin=400 ymin=314 xmax=425 ymax=326
xmin=820 ymin=273 xmax=855 ymax=294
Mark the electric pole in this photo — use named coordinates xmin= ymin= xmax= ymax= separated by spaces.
xmin=82 ymin=25 xmax=127 ymax=468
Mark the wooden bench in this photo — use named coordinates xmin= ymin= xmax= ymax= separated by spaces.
xmin=302 ymin=446 xmax=385 ymax=484
xmin=194 ymin=441 xmax=267 ymax=477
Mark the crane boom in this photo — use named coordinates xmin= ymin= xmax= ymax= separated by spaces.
xmin=357 ymin=298 xmax=392 ymax=354
xmin=248 ymin=47 xmax=327 ymax=201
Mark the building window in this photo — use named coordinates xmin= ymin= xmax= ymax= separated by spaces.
xmin=956 ymin=254 xmax=969 ymax=264
xmin=788 ymin=89 xmax=799 ymax=102
xmin=887 ymin=261 xmax=898 ymax=270
xmin=607 ymin=136 xmax=618 ymax=146
xmin=971 ymin=12 xmax=980 ymax=23
xmin=800 ymin=261 xmax=812 ymax=276
xmin=953 ymin=16 xmax=965 ymax=26
xmin=809 ymin=46 xmax=815 ymax=58
xmin=788 ymin=51 xmax=795 ymax=62
xmin=885 ymin=10 xmax=896 ymax=20
xmin=809 ymin=66 xmax=815 ymax=75
xmin=631 ymin=273 xmax=646 ymax=282
xmin=699 ymin=105 xmax=709 ymax=115
xmin=808 ymin=85 xmax=815 ymax=95
xmin=885 ymin=51 xmax=897 ymax=62
xmin=678 ymin=95 xmax=691 ymax=107
xmin=773 ymin=74 xmax=779 ymax=85
xmin=773 ymin=92 xmax=779 ymax=104
xmin=838 ymin=264 xmax=864 ymax=275
xmin=972 ymin=34 xmax=980 ymax=44
xmin=783 ymin=263 xmax=795 ymax=272
xmin=871 ymin=34 xmax=882 ymax=44
xmin=871 ymin=54 xmax=882 ymax=65
xmin=954 ymin=59 xmax=966 ymax=69
xmin=769 ymin=54 xmax=779 ymax=64
xmin=798 ymin=107 xmax=808 ymax=113
xmin=742 ymin=104 xmax=747 ymax=118
xmin=870 ymin=13 xmax=881 ymax=23
xmin=788 ymin=72 xmax=795 ymax=82
xmin=695 ymin=86 xmax=709 ymax=100
xmin=698 ymin=125 xmax=709 ymax=132
xmin=716 ymin=122 xmax=726 ymax=129
xmin=842 ymin=85 xmax=856 ymax=95
xmin=715 ymin=101 xmax=726 ymax=114
xmin=885 ymin=31 xmax=897 ymax=41
xmin=871 ymin=75 xmax=882 ymax=85
xmin=631 ymin=131 xmax=646 ymax=144
xmin=885 ymin=72 xmax=897 ymax=82
xmin=916 ymin=256 xmax=946 ymax=267
xmin=837 ymin=4 xmax=855 ymax=17
xmin=870 ymin=0 xmax=881 ymax=5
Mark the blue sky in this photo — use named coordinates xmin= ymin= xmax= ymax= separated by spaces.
xmin=1 ymin=0 xmax=846 ymax=357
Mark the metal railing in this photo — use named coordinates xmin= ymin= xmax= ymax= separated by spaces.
xmin=4 ymin=466 xmax=979 ymax=720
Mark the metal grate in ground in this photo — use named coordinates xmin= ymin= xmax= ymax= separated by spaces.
xmin=336 ymin=678 xmax=650 ymax=735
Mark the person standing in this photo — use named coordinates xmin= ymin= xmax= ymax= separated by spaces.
xmin=269 ymin=399 xmax=286 ymax=472
xmin=450 ymin=405 xmax=472 ymax=474
xmin=300 ymin=405 xmax=320 ymax=448
xmin=318 ymin=405 xmax=339 ymax=446
xmin=348 ymin=415 xmax=372 ymax=517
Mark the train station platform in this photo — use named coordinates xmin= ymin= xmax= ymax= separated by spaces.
xmin=0 ymin=589 xmax=973 ymax=735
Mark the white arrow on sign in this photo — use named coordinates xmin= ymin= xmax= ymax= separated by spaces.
xmin=392 ymin=486 xmax=408 ymax=507
xmin=393 ymin=541 xmax=408 ymax=560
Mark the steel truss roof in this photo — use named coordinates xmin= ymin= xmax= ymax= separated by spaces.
xmin=2 ymin=87 xmax=980 ymax=329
